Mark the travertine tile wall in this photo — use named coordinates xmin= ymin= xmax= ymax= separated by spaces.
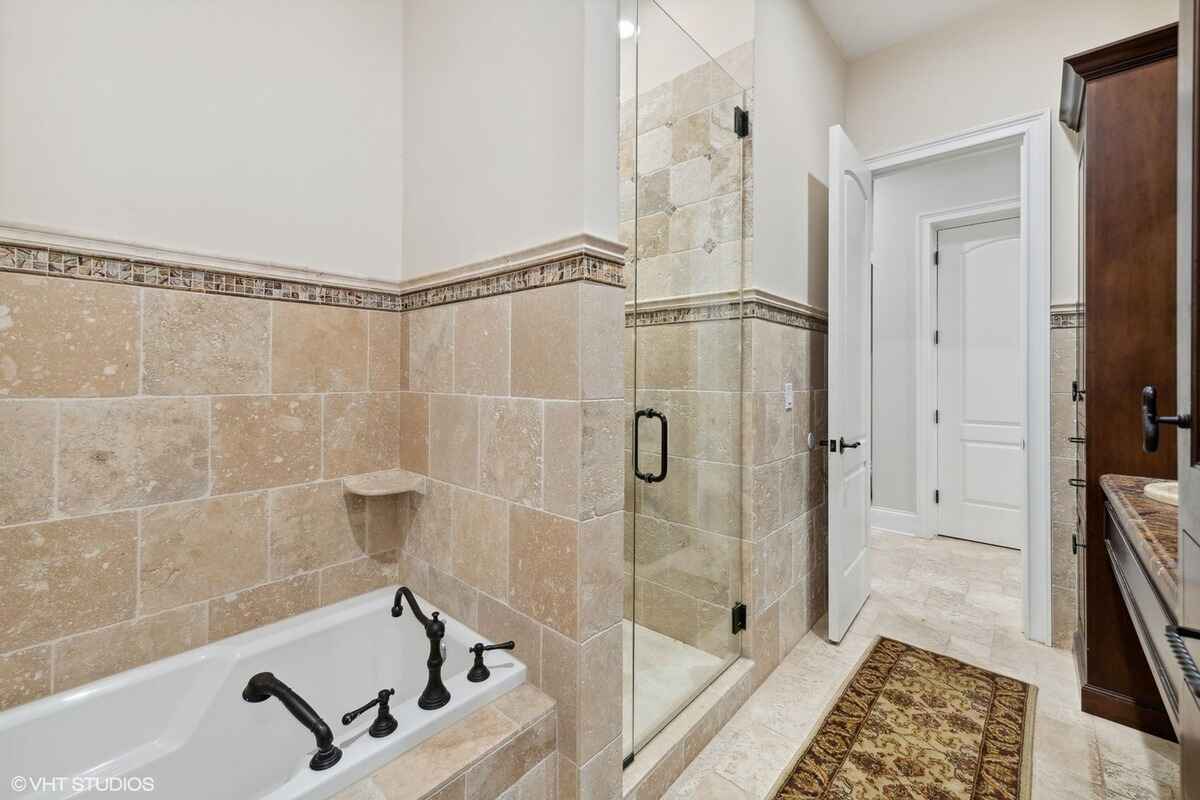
xmin=740 ymin=317 xmax=829 ymax=688
xmin=1050 ymin=321 xmax=1081 ymax=648
xmin=396 ymin=280 xmax=627 ymax=800
xmin=0 ymin=271 xmax=415 ymax=711
xmin=0 ymin=269 xmax=628 ymax=800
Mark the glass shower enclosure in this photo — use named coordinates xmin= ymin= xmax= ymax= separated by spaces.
xmin=620 ymin=0 xmax=749 ymax=764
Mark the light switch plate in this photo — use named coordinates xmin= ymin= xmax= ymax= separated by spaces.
xmin=784 ymin=382 xmax=794 ymax=411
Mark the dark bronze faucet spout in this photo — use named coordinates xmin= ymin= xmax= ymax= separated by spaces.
xmin=391 ymin=586 xmax=452 ymax=710
xmin=243 ymin=672 xmax=342 ymax=771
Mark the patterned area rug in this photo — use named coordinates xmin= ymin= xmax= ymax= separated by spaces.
xmin=771 ymin=637 xmax=1037 ymax=800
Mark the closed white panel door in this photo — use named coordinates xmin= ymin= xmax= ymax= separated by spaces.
xmin=827 ymin=125 xmax=872 ymax=643
xmin=937 ymin=217 xmax=1025 ymax=550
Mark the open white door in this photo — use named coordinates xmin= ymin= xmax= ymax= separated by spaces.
xmin=827 ymin=125 xmax=873 ymax=643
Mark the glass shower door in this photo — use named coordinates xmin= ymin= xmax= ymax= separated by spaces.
xmin=621 ymin=0 xmax=747 ymax=763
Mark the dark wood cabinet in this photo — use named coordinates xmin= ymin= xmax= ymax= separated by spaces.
xmin=1062 ymin=24 xmax=1179 ymax=740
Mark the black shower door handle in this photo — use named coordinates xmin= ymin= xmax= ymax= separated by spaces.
xmin=633 ymin=408 xmax=668 ymax=483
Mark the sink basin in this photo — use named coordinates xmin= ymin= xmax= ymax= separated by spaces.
xmin=1144 ymin=481 xmax=1179 ymax=507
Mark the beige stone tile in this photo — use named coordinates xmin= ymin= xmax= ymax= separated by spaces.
xmin=369 ymin=311 xmax=409 ymax=390
xmin=329 ymin=778 xmax=389 ymax=800
xmin=493 ymin=684 xmax=557 ymax=729
xmin=320 ymin=553 xmax=398 ymax=606
xmin=749 ymin=602 xmax=780 ymax=688
xmin=0 ymin=273 xmax=138 ymax=397
xmin=636 ymin=323 xmax=697 ymax=390
xmin=579 ymin=512 xmax=623 ymax=641
xmin=745 ymin=462 xmax=781 ymax=540
xmin=365 ymin=496 xmax=407 ymax=554
xmin=452 ymin=488 xmax=509 ymax=601
xmin=747 ymin=392 xmax=790 ymax=466
xmin=638 ymin=127 xmax=673 ymax=176
xmin=428 ymin=566 xmax=479 ymax=628
xmin=509 ymin=506 xmax=579 ymax=639
xmin=0 ymin=512 xmax=137 ymax=651
xmin=480 ymin=398 xmax=543 ymax=506
xmin=409 ymin=306 xmax=455 ymax=393
xmin=454 ymin=296 xmax=511 ymax=395
xmin=398 ymin=391 xmax=430 ymax=474
xmin=323 ymin=392 xmax=402 ymax=478
xmin=477 ymin=593 xmax=543 ymax=687
xmin=53 ymin=604 xmax=207 ymax=691
xmin=140 ymin=493 xmax=269 ymax=613
xmin=638 ymin=169 xmax=671 ymax=216
xmin=710 ymin=145 xmax=741 ymax=198
xmin=697 ymin=461 xmax=740 ymax=536
xmin=559 ymin=755 xmax=579 ymax=800
xmin=406 ymin=479 xmax=454 ymax=573
xmin=430 ymin=394 xmax=480 ymax=488
xmin=672 ymin=111 xmax=712 ymax=163
xmin=744 ymin=318 xmax=783 ymax=393
xmin=271 ymin=303 xmax=367 ymax=393
xmin=208 ymin=572 xmax=320 ymax=640
xmin=641 ymin=456 xmax=699 ymax=529
xmin=697 ymin=320 xmax=742 ymax=392
xmin=269 ymin=481 xmax=367 ymax=577
xmin=0 ymin=646 xmax=51 ymax=712
xmin=638 ymin=82 xmax=672 ymax=132
xmin=0 ymin=400 xmax=54 ymax=526
xmin=541 ymin=627 xmax=580 ymax=760
xmin=671 ymin=156 xmax=711 ymax=208
xmin=672 ymin=62 xmax=712 ymax=119
xmin=211 ymin=395 xmax=321 ymax=493
xmin=544 ymin=402 xmax=581 ymax=519
xmin=371 ymin=706 xmax=517 ymax=799
xmin=636 ymin=519 xmax=737 ymax=607
xmin=578 ymin=738 xmax=622 ymax=800
xmin=397 ymin=553 xmax=431 ymax=598
xmin=580 ymin=284 xmax=623 ymax=401
xmin=1050 ymin=327 xmax=1078 ymax=396
xmin=428 ymin=777 xmax=466 ymax=800
xmin=58 ymin=398 xmax=209 ymax=515
xmin=581 ymin=401 xmax=624 ymax=520
xmin=631 ymin=741 xmax=684 ymax=800
xmin=512 ymin=284 xmax=580 ymax=400
xmin=636 ymin=214 xmax=671 ymax=260
xmin=142 ymin=290 xmax=269 ymax=395
xmin=669 ymin=201 xmax=712 ymax=253
xmin=578 ymin=624 xmax=622 ymax=764
xmin=465 ymin=711 xmax=556 ymax=800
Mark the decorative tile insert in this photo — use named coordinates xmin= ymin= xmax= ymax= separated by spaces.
xmin=625 ymin=298 xmax=828 ymax=332
xmin=0 ymin=242 xmax=624 ymax=313
xmin=1051 ymin=304 xmax=1086 ymax=329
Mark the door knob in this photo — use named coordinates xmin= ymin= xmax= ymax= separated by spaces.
xmin=839 ymin=437 xmax=862 ymax=450
xmin=1141 ymin=385 xmax=1191 ymax=453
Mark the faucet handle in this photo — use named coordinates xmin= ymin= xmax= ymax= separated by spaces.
xmin=467 ymin=641 xmax=516 ymax=683
xmin=342 ymin=688 xmax=398 ymax=738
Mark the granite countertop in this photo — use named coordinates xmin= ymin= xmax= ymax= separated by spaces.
xmin=1100 ymin=474 xmax=1180 ymax=614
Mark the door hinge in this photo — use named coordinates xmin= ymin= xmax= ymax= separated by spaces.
xmin=1068 ymin=435 xmax=1086 ymax=444
xmin=1072 ymin=534 xmax=1087 ymax=555
xmin=934 ymin=409 xmax=940 ymax=424
xmin=934 ymin=489 xmax=940 ymax=504
xmin=933 ymin=329 xmax=939 ymax=345
xmin=734 ymin=106 xmax=750 ymax=138
xmin=731 ymin=603 xmax=747 ymax=634
xmin=1068 ymin=478 xmax=1086 ymax=488
xmin=934 ymin=250 xmax=939 ymax=266
xmin=1072 ymin=380 xmax=1086 ymax=403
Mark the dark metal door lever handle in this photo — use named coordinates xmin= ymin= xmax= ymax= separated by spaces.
xmin=839 ymin=437 xmax=862 ymax=450
xmin=1141 ymin=385 xmax=1192 ymax=453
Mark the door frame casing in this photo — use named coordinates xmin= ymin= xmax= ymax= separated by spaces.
xmin=921 ymin=198 xmax=1022 ymax=544
xmin=865 ymin=110 xmax=1053 ymax=645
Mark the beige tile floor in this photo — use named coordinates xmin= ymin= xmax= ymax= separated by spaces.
xmin=662 ymin=530 xmax=1181 ymax=799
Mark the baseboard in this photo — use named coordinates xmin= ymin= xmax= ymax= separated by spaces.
xmin=1080 ymin=682 xmax=1177 ymax=742
xmin=869 ymin=506 xmax=921 ymax=537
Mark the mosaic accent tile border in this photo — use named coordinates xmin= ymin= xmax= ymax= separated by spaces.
xmin=0 ymin=242 xmax=624 ymax=313
xmin=1051 ymin=306 xmax=1085 ymax=329
xmin=625 ymin=298 xmax=828 ymax=332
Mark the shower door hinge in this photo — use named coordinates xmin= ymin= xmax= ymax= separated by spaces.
xmin=934 ymin=330 xmax=939 ymax=345
xmin=934 ymin=489 xmax=940 ymax=504
xmin=731 ymin=603 xmax=747 ymax=634
xmin=934 ymin=409 xmax=940 ymax=424
xmin=934 ymin=250 xmax=940 ymax=266
xmin=734 ymin=106 xmax=750 ymax=138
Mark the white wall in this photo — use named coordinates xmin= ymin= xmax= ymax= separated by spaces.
xmin=403 ymin=0 xmax=619 ymax=279
xmin=751 ymin=0 xmax=846 ymax=308
xmin=0 ymin=0 xmax=405 ymax=280
xmin=621 ymin=0 xmax=755 ymax=99
xmin=871 ymin=146 xmax=1020 ymax=515
xmin=845 ymin=0 xmax=1178 ymax=305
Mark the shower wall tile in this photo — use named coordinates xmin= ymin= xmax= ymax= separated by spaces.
xmin=453 ymin=295 xmax=510 ymax=395
xmin=57 ymin=397 xmax=209 ymax=515
xmin=318 ymin=553 xmax=399 ymax=607
xmin=544 ymin=402 xmax=582 ymax=519
xmin=208 ymin=573 xmax=320 ymax=641
xmin=271 ymin=302 xmax=368 ymax=393
xmin=578 ymin=511 xmax=624 ymax=640
xmin=409 ymin=306 xmax=455 ymax=393
xmin=429 ymin=394 xmax=480 ymax=487
xmin=322 ymin=392 xmax=402 ymax=478
xmin=368 ymin=310 xmax=410 ymax=391
xmin=0 ymin=401 xmax=55 ymax=526
xmin=211 ymin=395 xmax=322 ymax=493
xmin=512 ymin=283 xmax=580 ymax=400
xmin=268 ymin=480 xmax=367 ymax=578
xmin=0 ymin=647 xmax=51 ymax=712
xmin=0 ymin=273 xmax=138 ymax=398
xmin=142 ymin=291 xmax=270 ymax=395
xmin=477 ymin=592 xmax=543 ymax=688
xmin=479 ymin=398 xmax=543 ymax=507
xmin=452 ymin=487 xmax=510 ymax=601
xmin=397 ymin=391 xmax=430 ymax=473
xmin=509 ymin=506 xmax=580 ymax=640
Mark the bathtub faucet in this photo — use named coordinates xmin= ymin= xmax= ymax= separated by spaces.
xmin=391 ymin=587 xmax=452 ymax=710
xmin=242 ymin=672 xmax=342 ymax=771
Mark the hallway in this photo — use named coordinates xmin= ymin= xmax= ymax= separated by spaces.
xmin=663 ymin=531 xmax=1180 ymax=799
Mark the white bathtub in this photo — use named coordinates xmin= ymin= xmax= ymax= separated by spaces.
xmin=0 ymin=588 xmax=525 ymax=800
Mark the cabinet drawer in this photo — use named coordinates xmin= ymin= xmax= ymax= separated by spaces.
xmin=1106 ymin=502 xmax=1182 ymax=731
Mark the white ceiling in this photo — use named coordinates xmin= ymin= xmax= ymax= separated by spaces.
xmin=810 ymin=0 xmax=1008 ymax=59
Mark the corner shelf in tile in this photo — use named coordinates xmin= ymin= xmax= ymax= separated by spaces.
xmin=343 ymin=468 xmax=428 ymax=497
